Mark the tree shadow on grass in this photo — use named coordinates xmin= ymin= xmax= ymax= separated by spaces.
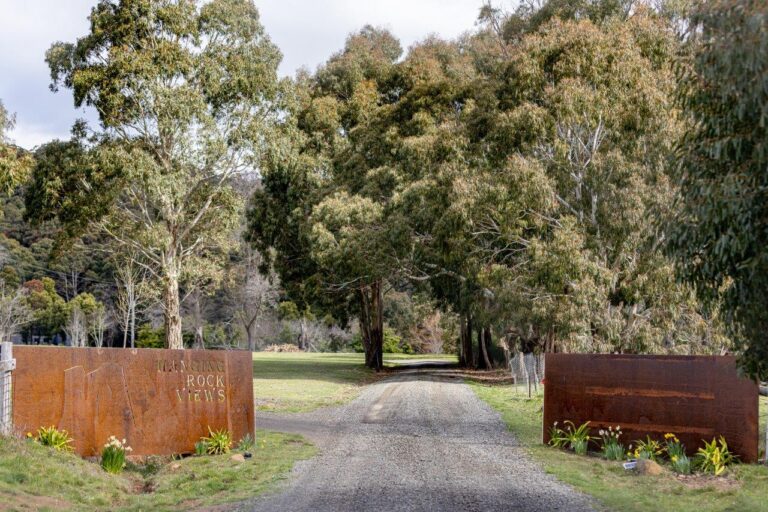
xmin=251 ymin=353 xmax=513 ymax=387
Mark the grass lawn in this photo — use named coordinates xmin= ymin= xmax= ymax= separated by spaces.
xmin=383 ymin=353 xmax=458 ymax=361
xmin=471 ymin=383 xmax=768 ymax=512
xmin=0 ymin=429 xmax=316 ymax=512
xmin=252 ymin=352 xmax=375 ymax=412
xmin=252 ymin=352 xmax=456 ymax=412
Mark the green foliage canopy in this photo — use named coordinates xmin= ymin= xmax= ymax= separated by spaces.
xmin=667 ymin=0 xmax=768 ymax=378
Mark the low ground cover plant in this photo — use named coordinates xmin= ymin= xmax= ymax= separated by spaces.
xmin=548 ymin=421 xmax=737 ymax=477
xmin=598 ymin=426 xmax=624 ymax=461
xmin=100 ymin=435 xmax=132 ymax=474
xmin=237 ymin=433 xmax=255 ymax=452
xmin=664 ymin=433 xmax=691 ymax=474
xmin=696 ymin=437 xmax=735 ymax=476
xmin=632 ymin=436 xmax=665 ymax=462
xmin=28 ymin=426 xmax=74 ymax=452
xmin=548 ymin=421 xmax=594 ymax=455
xmin=199 ymin=428 xmax=232 ymax=455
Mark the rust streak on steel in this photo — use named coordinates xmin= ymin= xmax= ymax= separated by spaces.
xmin=543 ymin=354 xmax=759 ymax=463
xmin=584 ymin=386 xmax=715 ymax=400
xmin=12 ymin=346 xmax=255 ymax=457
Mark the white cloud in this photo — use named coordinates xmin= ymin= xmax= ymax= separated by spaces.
xmin=258 ymin=0 xmax=486 ymax=76
xmin=0 ymin=0 xmax=487 ymax=149
xmin=6 ymin=122 xmax=71 ymax=150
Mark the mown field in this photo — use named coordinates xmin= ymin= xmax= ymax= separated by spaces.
xmin=471 ymin=384 xmax=768 ymax=512
xmin=251 ymin=352 xmax=456 ymax=412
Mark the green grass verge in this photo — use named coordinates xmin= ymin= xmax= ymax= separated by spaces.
xmin=0 ymin=429 xmax=316 ymax=512
xmin=470 ymin=383 xmax=768 ymax=512
xmin=252 ymin=352 xmax=374 ymax=412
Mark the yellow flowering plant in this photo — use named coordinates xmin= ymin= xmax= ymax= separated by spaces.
xmin=34 ymin=426 xmax=74 ymax=452
xmin=633 ymin=436 xmax=664 ymax=461
xmin=664 ymin=433 xmax=691 ymax=474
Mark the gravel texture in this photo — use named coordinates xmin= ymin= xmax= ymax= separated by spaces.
xmin=239 ymin=368 xmax=596 ymax=512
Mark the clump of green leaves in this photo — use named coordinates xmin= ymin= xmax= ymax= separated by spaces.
xmin=632 ymin=436 xmax=664 ymax=461
xmin=549 ymin=421 xmax=593 ymax=456
xmin=31 ymin=426 xmax=73 ymax=452
xmin=100 ymin=436 xmax=132 ymax=474
xmin=237 ymin=433 xmax=255 ymax=452
xmin=194 ymin=440 xmax=207 ymax=456
xmin=696 ymin=437 xmax=735 ymax=476
xmin=663 ymin=433 xmax=690 ymax=474
xmin=200 ymin=428 xmax=232 ymax=455
xmin=598 ymin=426 xmax=624 ymax=461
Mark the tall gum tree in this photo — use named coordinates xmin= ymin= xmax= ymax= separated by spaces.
xmin=27 ymin=0 xmax=282 ymax=349
xmin=249 ymin=26 xmax=402 ymax=370
xmin=667 ymin=0 xmax=768 ymax=379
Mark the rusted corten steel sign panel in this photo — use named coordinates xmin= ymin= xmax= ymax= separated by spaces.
xmin=12 ymin=346 xmax=254 ymax=457
xmin=543 ymin=354 xmax=759 ymax=463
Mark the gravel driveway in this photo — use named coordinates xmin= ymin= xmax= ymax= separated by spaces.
xmin=238 ymin=368 xmax=595 ymax=512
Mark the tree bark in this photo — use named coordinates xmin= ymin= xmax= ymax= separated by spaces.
xmin=298 ymin=317 xmax=308 ymax=351
xmin=164 ymin=261 xmax=184 ymax=350
xmin=458 ymin=314 xmax=467 ymax=367
xmin=359 ymin=289 xmax=372 ymax=359
xmin=192 ymin=290 xmax=204 ymax=349
xmin=122 ymin=315 xmax=129 ymax=348
xmin=130 ymin=299 xmax=136 ymax=349
xmin=372 ymin=280 xmax=383 ymax=370
xmin=481 ymin=326 xmax=493 ymax=370
xmin=246 ymin=323 xmax=256 ymax=351
xmin=476 ymin=327 xmax=485 ymax=370
xmin=359 ymin=281 xmax=384 ymax=371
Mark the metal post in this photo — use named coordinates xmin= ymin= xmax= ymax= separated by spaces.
xmin=0 ymin=342 xmax=16 ymax=436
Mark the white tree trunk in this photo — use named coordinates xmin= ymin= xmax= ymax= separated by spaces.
xmin=164 ymin=259 xmax=184 ymax=350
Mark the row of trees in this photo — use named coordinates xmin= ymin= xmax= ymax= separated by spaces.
xmin=248 ymin=0 xmax=733 ymax=370
xmin=0 ymin=0 xmax=765 ymax=377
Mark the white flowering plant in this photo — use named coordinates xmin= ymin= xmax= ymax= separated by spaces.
xmin=101 ymin=436 xmax=133 ymax=474
xmin=598 ymin=426 xmax=624 ymax=461
xmin=548 ymin=421 xmax=594 ymax=456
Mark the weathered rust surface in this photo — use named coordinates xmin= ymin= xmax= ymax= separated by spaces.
xmin=12 ymin=346 xmax=254 ymax=457
xmin=543 ymin=354 xmax=759 ymax=463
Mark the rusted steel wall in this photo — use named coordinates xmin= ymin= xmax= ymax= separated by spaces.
xmin=12 ymin=346 xmax=254 ymax=457
xmin=543 ymin=354 xmax=759 ymax=463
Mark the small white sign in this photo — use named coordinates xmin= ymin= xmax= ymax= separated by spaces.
xmin=623 ymin=460 xmax=637 ymax=470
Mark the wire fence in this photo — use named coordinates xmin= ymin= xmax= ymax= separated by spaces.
xmin=508 ymin=352 xmax=545 ymax=398
xmin=0 ymin=342 xmax=14 ymax=436
xmin=760 ymin=391 xmax=767 ymax=464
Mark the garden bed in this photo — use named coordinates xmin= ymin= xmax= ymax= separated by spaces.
xmin=0 ymin=429 xmax=316 ymax=511
xmin=470 ymin=382 xmax=768 ymax=512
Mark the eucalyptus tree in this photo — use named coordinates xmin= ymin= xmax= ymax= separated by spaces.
xmin=668 ymin=0 xmax=768 ymax=378
xmin=0 ymin=100 xmax=33 ymax=205
xmin=465 ymin=6 xmax=727 ymax=356
xmin=27 ymin=0 xmax=282 ymax=349
xmin=249 ymin=26 xmax=402 ymax=369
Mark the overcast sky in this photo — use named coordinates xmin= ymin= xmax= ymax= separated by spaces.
xmin=0 ymin=0 xmax=489 ymax=149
